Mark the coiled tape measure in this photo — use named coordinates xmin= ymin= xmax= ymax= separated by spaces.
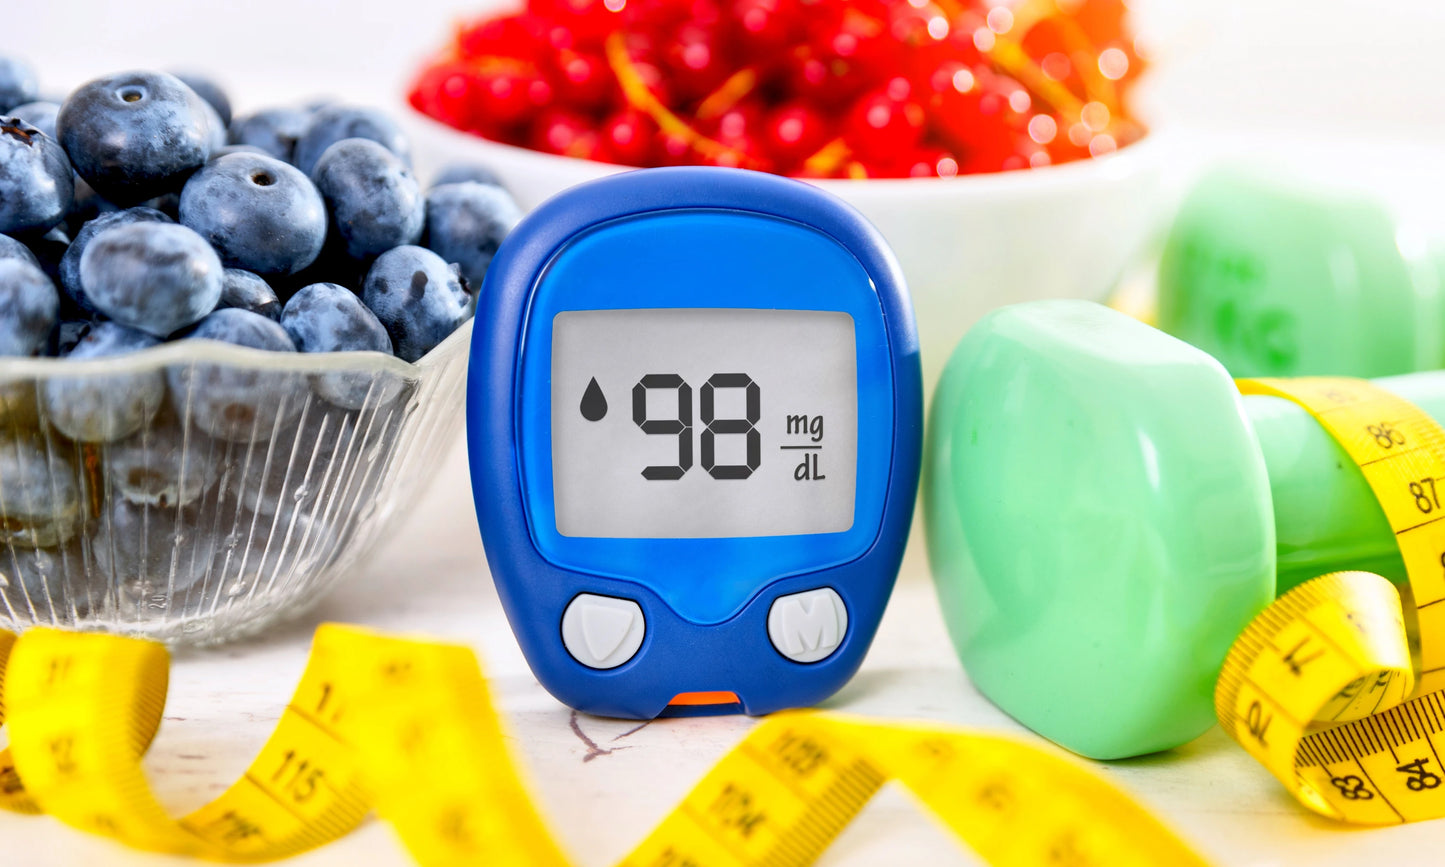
xmin=0 ymin=623 xmax=1207 ymax=865
xmin=3 ymin=373 xmax=1445 ymax=862
xmin=1217 ymin=376 xmax=1445 ymax=823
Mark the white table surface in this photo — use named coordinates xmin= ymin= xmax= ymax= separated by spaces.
xmin=1 ymin=434 xmax=1440 ymax=867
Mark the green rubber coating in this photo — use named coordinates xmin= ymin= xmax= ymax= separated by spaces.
xmin=1156 ymin=166 xmax=1444 ymax=378
xmin=924 ymin=300 xmax=1276 ymax=760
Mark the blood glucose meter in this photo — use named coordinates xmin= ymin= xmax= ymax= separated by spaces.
xmin=468 ymin=167 xmax=921 ymax=718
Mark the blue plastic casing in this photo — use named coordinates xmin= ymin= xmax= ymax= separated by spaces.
xmin=467 ymin=167 xmax=922 ymax=718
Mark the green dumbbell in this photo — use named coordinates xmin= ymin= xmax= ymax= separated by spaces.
xmin=1157 ymin=166 xmax=1445 ymax=377
xmin=924 ymin=299 xmax=1442 ymax=760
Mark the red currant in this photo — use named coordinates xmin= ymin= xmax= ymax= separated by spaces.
xmin=898 ymin=147 xmax=960 ymax=178
xmin=598 ymin=108 xmax=658 ymax=166
xmin=728 ymin=0 xmax=805 ymax=54
xmin=665 ymin=23 xmax=735 ymax=103
xmin=762 ymin=102 xmax=829 ymax=170
xmin=785 ymin=7 xmax=891 ymax=109
xmin=653 ymin=129 xmax=695 ymax=166
xmin=532 ymin=107 xmax=603 ymax=159
xmin=474 ymin=67 xmax=555 ymax=131
xmin=548 ymin=49 xmax=616 ymax=113
xmin=419 ymin=0 xmax=1143 ymax=177
xmin=526 ymin=0 xmax=624 ymax=47
xmin=844 ymin=84 xmax=926 ymax=163
xmin=409 ymin=61 xmax=486 ymax=130
xmin=457 ymin=14 xmax=548 ymax=62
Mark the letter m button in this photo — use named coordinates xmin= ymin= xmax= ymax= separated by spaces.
xmin=767 ymin=588 xmax=849 ymax=664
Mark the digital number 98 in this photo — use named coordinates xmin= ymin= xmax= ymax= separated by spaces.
xmin=633 ymin=373 xmax=760 ymax=480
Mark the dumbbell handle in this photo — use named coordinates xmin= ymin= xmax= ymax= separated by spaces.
xmin=1249 ymin=373 xmax=1445 ymax=593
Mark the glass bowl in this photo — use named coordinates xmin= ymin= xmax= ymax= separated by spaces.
xmin=0 ymin=319 xmax=472 ymax=645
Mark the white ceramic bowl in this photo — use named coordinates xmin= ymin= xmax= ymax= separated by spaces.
xmin=406 ymin=110 xmax=1165 ymax=391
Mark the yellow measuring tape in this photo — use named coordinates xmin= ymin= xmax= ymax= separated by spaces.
xmin=6 ymin=373 xmax=1445 ymax=862
xmin=1219 ymin=377 xmax=1445 ymax=823
xmin=0 ymin=622 xmax=1207 ymax=865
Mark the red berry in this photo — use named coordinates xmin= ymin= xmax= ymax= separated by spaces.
xmin=665 ymin=23 xmax=734 ymax=103
xmin=763 ymin=103 xmax=829 ymax=169
xmin=409 ymin=61 xmax=486 ymax=130
xmin=475 ymin=67 xmax=555 ymax=130
xmin=844 ymin=85 xmax=926 ymax=163
xmin=900 ymin=147 xmax=960 ymax=178
xmin=526 ymin=0 xmax=623 ymax=46
xmin=532 ymin=107 xmax=603 ymax=158
xmin=457 ymin=14 xmax=549 ymax=62
xmin=548 ymin=49 xmax=616 ymax=112
xmin=728 ymin=0 xmax=805 ymax=54
xmin=706 ymin=100 xmax=762 ymax=141
xmin=699 ymin=136 xmax=768 ymax=170
xmin=599 ymin=108 xmax=658 ymax=165
xmin=624 ymin=0 xmax=723 ymax=30
xmin=654 ymin=129 xmax=695 ymax=166
xmin=786 ymin=8 xmax=891 ymax=109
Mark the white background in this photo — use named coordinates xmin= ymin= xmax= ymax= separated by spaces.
xmin=8 ymin=2 xmax=1445 ymax=865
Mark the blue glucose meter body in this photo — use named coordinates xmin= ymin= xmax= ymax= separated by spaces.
xmin=468 ymin=167 xmax=922 ymax=719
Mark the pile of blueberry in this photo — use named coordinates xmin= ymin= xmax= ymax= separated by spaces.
xmin=0 ymin=57 xmax=520 ymax=627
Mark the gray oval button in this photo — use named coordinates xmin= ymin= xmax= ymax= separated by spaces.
xmin=767 ymin=588 xmax=848 ymax=664
xmin=561 ymin=594 xmax=646 ymax=669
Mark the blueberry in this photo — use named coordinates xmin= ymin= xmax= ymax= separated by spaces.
xmin=217 ymin=268 xmax=281 ymax=321
xmin=209 ymin=144 xmax=268 ymax=160
xmin=0 ymin=437 xmax=81 ymax=548
xmin=59 ymin=205 xmax=172 ymax=313
xmin=92 ymin=499 xmax=216 ymax=606
xmin=65 ymin=175 xmax=122 ymax=235
xmin=234 ymin=406 xmax=358 ymax=519
xmin=292 ymin=105 xmax=410 ymax=177
xmin=107 ymin=420 xmax=220 ymax=509
xmin=0 ymin=117 xmax=74 ymax=234
xmin=24 ymin=224 xmax=68 ymax=285
xmin=48 ymin=320 xmax=92 ymax=356
xmin=0 ymin=258 xmax=60 ymax=357
xmin=0 ymin=232 xmax=41 ymax=268
xmin=179 ymin=152 xmax=326 ymax=275
xmin=57 ymin=71 xmax=215 ymax=205
xmin=423 ymin=181 xmax=520 ymax=290
xmin=361 ymin=246 xmax=470 ymax=362
xmin=0 ymin=542 xmax=93 ymax=623
xmin=430 ymin=161 xmax=506 ymax=191
xmin=211 ymin=510 xmax=337 ymax=601
xmin=80 ymin=221 xmax=223 ymax=336
xmin=166 ymin=309 xmax=301 ymax=442
xmin=311 ymin=138 xmax=424 ymax=260
xmin=9 ymin=100 xmax=59 ymax=139
xmin=171 ymin=71 xmax=232 ymax=127
xmin=281 ymin=282 xmax=394 ymax=408
xmin=143 ymin=190 xmax=182 ymax=220
xmin=227 ymin=107 xmax=310 ymax=163
xmin=265 ymin=242 xmax=367 ymax=302
xmin=42 ymin=322 xmax=164 ymax=442
xmin=197 ymin=99 xmax=228 ymax=153
xmin=0 ymin=57 xmax=39 ymax=114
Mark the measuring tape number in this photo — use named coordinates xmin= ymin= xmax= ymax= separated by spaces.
xmin=0 ymin=622 xmax=1206 ymax=866
xmin=1219 ymin=377 xmax=1445 ymax=823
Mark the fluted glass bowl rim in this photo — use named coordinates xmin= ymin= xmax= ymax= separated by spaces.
xmin=0 ymin=317 xmax=474 ymax=379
